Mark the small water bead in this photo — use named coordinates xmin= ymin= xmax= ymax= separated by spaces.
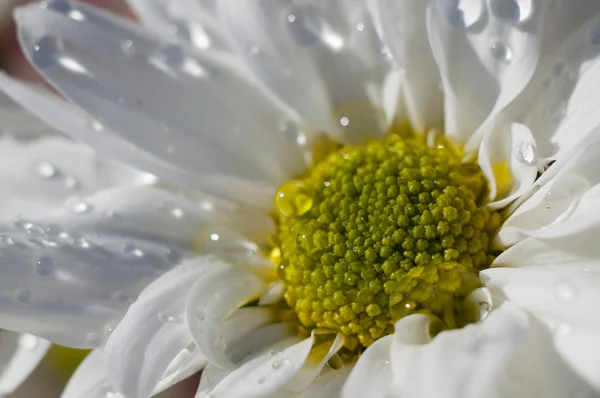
xmin=15 ymin=288 xmax=31 ymax=304
xmin=339 ymin=117 xmax=350 ymax=127
xmin=36 ymin=256 xmax=54 ymax=276
xmin=554 ymin=282 xmax=575 ymax=302
xmin=271 ymin=357 xmax=289 ymax=369
xmin=514 ymin=141 xmax=537 ymax=166
xmin=356 ymin=22 xmax=365 ymax=32
xmin=14 ymin=219 xmax=34 ymax=231
xmin=439 ymin=0 xmax=484 ymax=28
xmin=64 ymin=175 xmax=80 ymax=189
xmin=36 ymin=161 xmax=57 ymax=179
xmin=70 ymin=200 xmax=93 ymax=214
xmin=546 ymin=174 xmax=590 ymax=202
xmin=123 ymin=243 xmax=144 ymax=257
xmin=0 ymin=235 xmax=14 ymax=245
xmin=490 ymin=0 xmax=533 ymax=23
xmin=170 ymin=207 xmax=184 ymax=219
xmin=88 ymin=119 xmax=104 ymax=132
xmin=489 ymin=41 xmax=513 ymax=63
xmin=286 ymin=5 xmax=323 ymax=46
xmin=121 ymin=39 xmax=134 ymax=54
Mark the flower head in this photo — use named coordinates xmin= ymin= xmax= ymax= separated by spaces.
xmin=2 ymin=0 xmax=600 ymax=397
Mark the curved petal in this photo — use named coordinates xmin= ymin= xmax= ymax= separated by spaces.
xmin=0 ymin=332 xmax=50 ymax=396
xmin=479 ymin=122 xmax=538 ymax=208
xmin=388 ymin=303 xmax=593 ymax=397
xmin=0 ymin=92 xmax=54 ymax=138
xmin=498 ymin=139 xmax=600 ymax=247
xmin=378 ymin=0 xmax=443 ymax=133
xmin=483 ymin=267 xmax=600 ymax=391
xmin=341 ymin=335 xmax=393 ymax=398
xmin=15 ymin=1 xmax=306 ymax=207
xmin=218 ymin=0 xmax=393 ymax=144
xmin=0 ymin=134 xmax=144 ymax=221
xmin=185 ymin=266 xmax=266 ymax=369
xmin=293 ymin=366 xmax=351 ymax=398
xmin=0 ymin=185 xmax=225 ymax=347
xmin=126 ymin=0 xmax=233 ymax=50
xmin=202 ymin=333 xmax=315 ymax=398
xmin=427 ymin=0 xmax=546 ymax=147
xmin=105 ymin=257 xmax=224 ymax=398
xmin=508 ymin=4 xmax=600 ymax=161
xmin=61 ymin=350 xmax=120 ymax=398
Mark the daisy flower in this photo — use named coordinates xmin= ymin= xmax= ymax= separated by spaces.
xmin=2 ymin=0 xmax=600 ymax=397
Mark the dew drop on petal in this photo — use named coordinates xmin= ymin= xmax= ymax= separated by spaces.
xmin=36 ymin=256 xmax=54 ymax=276
xmin=490 ymin=41 xmax=513 ymax=63
xmin=36 ymin=161 xmax=57 ymax=179
xmin=490 ymin=0 xmax=533 ymax=23
xmin=340 ymin=117 xmax=350 ymax=127
xmin=88 ymin=119 xmax=104 ymax=132
xmin=32 ymin=36 xmax=61 ymax=69
xmin=15 ymin=288 xmax=31 ymax=304
xmin=271 ymin=357 xmax=289 ymax=369
xmin=514 ymin=141 xmax=537 ymax=165
xmin=64 ymin=175 xmax=80 ymax=189
xmin=170 ymin=207 xmax=184 ymax=219
xmin=70 ymin=200 xmax=93 ymax=214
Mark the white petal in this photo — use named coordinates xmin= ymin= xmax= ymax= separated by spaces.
xmin=15 ymin=2 xmax=306 ymax=206
xmin=508 ymin=4 xmax=600 ymax=161
xmin=378 ymin=0 xmax=443 ymax=133
xmin=479 ymin=122 xmax=538 ymax=207
xmin=0 ymin=91 xmax=54 ymax=138
xmin=498 ymin=140 xmax=600 ymax=247
xmin=105 ymin=258 xmax=223 ymax=398
xmin=203 ymin=333 xmax=315 ymax=398
xmin=293 ymin=367 xmax=351 ymax=398
xmin=218 ymin=0 xmax=393 ymax=144
xmin=0 ymin=185 xmax=224 ymax=347
xmin=185 ymin=266 xmax=266 ymax=369
xmin=341 ymin=335 xmax=393 ymax=398
xmin=483 ymin=267 xmax=600 ymax=391
xmin=126 ymin=0 xmax=232 ymax=50
xmin=427 ymin=0 xmax=545 ymax=147
xmin=62 ymin=350 xmax=121 ymax=398
xmin=0 ymin=332 xmax=50 ymax=396
xmin=0 ymin=134 xmax=143 ymax=221
xmin=389 ymin=303 xmax=593 ymax=397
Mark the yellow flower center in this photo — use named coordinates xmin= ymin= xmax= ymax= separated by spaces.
xmin=272 ymin=134 xmax=501 ymax=349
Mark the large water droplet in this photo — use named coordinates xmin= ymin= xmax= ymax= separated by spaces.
xmin=36 ymin=161 xmax=57 ymax=179
xmin=438 ymin=0 xmax=484 ymax=28
xmin=514 ymin=141 xmax=537 ymax=166
xmin=286 ymin=5 xmax=323 ymax=46
xmin=275 ymin=180 xmax=314 ymax=217
xmin=490 ymin=0 xmax=533 ymax=23
xmin=36 ymin=256 xmax=54 ymax=276
xmin=490 ymin=41 xmax=513 ymax=63
xmin=32 ymin=36 xmax=61 ymax=69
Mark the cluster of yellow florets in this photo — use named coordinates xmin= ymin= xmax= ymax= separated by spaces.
xmin=274 ymin=135 xmax=500 ymax=348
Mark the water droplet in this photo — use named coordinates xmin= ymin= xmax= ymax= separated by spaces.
xmin=275 ymin=180 xmax=314 ymax=217
xmin=356 ymin=22 xmax=365 ymax=32
xmin=490 ymin=41 xmax=513 ymax=62
xmin=210 ymin=233 xmax=219 ymax=241
xmin=36 ymin=161 xmax=57 ymax=179
xmin=166 ymin=249 xmax=182 ymax=263
xmin=15 ymin=288 xmax=31 ymax=303
xmin=14 ymin=219 xmax=34 ymax=231
xmin=590 ymin=25 xmax=600 ymax=45
xmin=546 ymin=174 xmax=590 ymax=203
xmin=88 ymin=119 xmax=104 ymax=132
xmin=286 ymin=5 xmax=323 ymax=46
xmin=439 ymin=0 xmax=484 ymax=28
xmin=339 ymin=116 xmax=350 ymax=127
xmin=20 ymin=334 xmax=39 ymax=350
xmin=70 ymin=200 xmax=93 ymax=214
xmin=159 ymin=44 xmax=185 ymax=67
xmin=554 ymin=282 xmax=575 ymax=302
xmin=36 ymin=256 xmax=54 ymax=276
xmin=123 ymin=243 xmax=144 ymax=257
xmin=64 ymin=175 xmax=80 ymax=189
xmin=0 ymin=235 xmax=14 ymax=245
xmin=31 ymin=36 xmax=61 ymax=69
xmin=197 ymin=310 xmax=206 ymax=321
xmin=514 ymin=141 xmax=537 ymax=165
xmin=158 ymin=312 xmax=181 ymax=323
xmin=271 ymin=357 xmax=289 ymax=369
xmin=490 ymin=0 xmax=533 ymax=23
xmin=86 ymin=332 xmax=102 ymax=348
xmin=384 ymin=360 xmax=390 ymax=365
xmin=121 ymin=39 xmax=133 ymax=53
